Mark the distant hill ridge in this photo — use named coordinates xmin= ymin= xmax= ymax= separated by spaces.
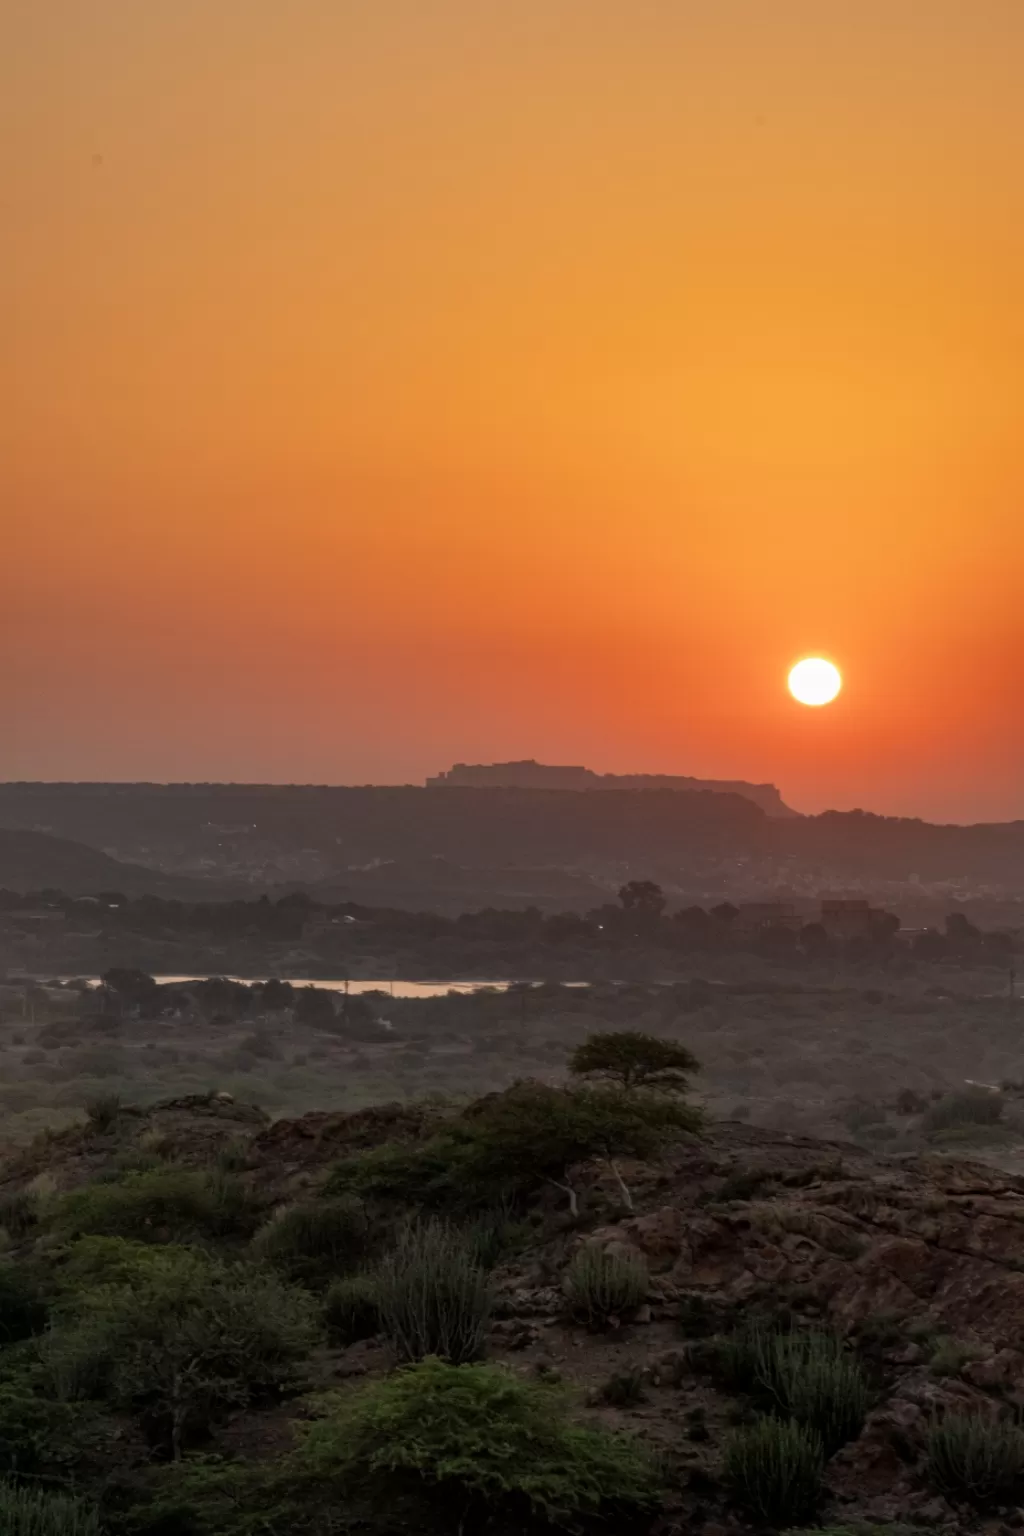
xmin=426 ymin=759 xmax=797 ymax=817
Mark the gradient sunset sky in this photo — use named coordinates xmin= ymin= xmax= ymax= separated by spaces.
xmin=4 ymin=2 xmax=1023 ymax=821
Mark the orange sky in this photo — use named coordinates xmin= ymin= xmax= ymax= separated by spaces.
xmin=3 ymin=2 xmax=1023 ymax=820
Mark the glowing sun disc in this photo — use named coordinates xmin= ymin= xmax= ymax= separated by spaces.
xmin=789 ymin=657 xmax=842 ymax=707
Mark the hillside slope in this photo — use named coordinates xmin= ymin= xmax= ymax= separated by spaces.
xmin=0 ymin=827 xmax=235 ymax=898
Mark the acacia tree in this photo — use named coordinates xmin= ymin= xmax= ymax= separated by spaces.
xmin=569 ymin=1031 xmax=699 ymax=1095
xmin=461 ymin=1081 xmax=699 ymax=1216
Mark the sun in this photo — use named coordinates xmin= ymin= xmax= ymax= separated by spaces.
xmin=788 ymin=657 xmax=842 ymax=707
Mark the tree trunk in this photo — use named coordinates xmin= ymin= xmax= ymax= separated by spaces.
xmin=607 ymin=1158 xmax=634 ymax=1211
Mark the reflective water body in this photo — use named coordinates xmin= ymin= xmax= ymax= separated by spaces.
xmin=79 ymin=977 xmax=516 ymax=998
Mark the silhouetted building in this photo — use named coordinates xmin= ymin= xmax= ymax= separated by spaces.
xmin=820 ymin=898 xmax=876 ymax=938
xmin=736 ymin=901 xmax=802 ymax=933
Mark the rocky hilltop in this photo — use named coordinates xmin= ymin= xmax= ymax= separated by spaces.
xmin=427 ymin=760 xmax=798 ymax=818
xmin=6 ymin=1090 xmax=1024 ymax=1532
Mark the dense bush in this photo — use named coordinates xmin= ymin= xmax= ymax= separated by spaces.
xmin=331 ymin=1081 xmax=699 ymax=1215
xmin=925 ymin=1411 xmax=1024 ymax=1506
xmin=53 ymin=1167 xmax=261 ymax=1244
xmin=45 ymin=1247 xmax=317 ymax=1456
xmin=725 ymin=1417 xmax=824 ymax=1524
xmin=84 ymin=1094 xmax=121 ymax=1133
xmin=0 ymin=1481 xmax=100 ymax=1535
xmin=300 ymin=1358 xmax=659 ymax=1527
xmin=253 ymin=1197 xmax=367 ymax=1281
xmin=922 ymin=1090 xmax=1004 ymax=1137
xmin=0 ymin=1191 xmax=39 ymax=1239
xmin=721 ymin=1323 xmax=869 ymax=1454
xmin=324 ymin=1273 xmax=380 ymax=1345
xmin=563 ymin=1246 xmax=648 ymax=1327
xmin=0 ymin=1265 xmax=47 ymax=1344
xmin=376 ymin=1222 xmax=492 ymax=1364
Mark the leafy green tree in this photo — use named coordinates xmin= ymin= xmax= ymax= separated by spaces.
xmin=617 ymin=881 xmax=666 ymax=917
xmin=45 ymin=1248 xmax=317 ymax=1459
xmin=569 ymin=1031 xmax=699 ymax=1095
xmin=100 ymin=968 xmax=159 ymax=1013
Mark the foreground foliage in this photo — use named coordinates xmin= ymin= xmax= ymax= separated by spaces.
xmin=721 ymin=1322 xmax=869 ymax=1454
xmin=301 ymin=1358 xmax=660 ymax=1528
xmin=376 ymin=1222 xmax=492 ymax=1364
xmin=44 ymin=1243 xmax=317 ymax=1457
xmin=0 ymin=1481 xmax=100 ymax=1536
xmin=563 ymin=1245 xmax=649 ymax=1326
xmin=925 ymin=1411 xmax=1024 ymax=1506
xmin=725 ymin=1417 xmax=824 ymax=1524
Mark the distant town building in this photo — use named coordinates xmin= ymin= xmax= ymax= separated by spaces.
xmin=820 ymin=898 xmax=877 ymax=938
xmin=735 ymin=901 xmax=803 ymax=933
xmin=426 ymin=761 xmax=796 ymax=817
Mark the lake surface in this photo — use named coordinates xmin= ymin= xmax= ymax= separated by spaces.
xmin=77 ymin=977 xmax=518 ymax=999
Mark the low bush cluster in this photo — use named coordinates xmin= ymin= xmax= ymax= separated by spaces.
xmin=725 ymin=1416 xmax=824 ymax=1524
xmin=300 ymin=1358 xmax=660 ymax=1527
xmin=376 ymin=1221 xmax=491 ymax=1365
xmin=721 ymin=1322 xmax=869 ymax=1454
xmin=563 ymin=1246 xmax=648 ymax=1326
xmin=925 ymin=1410 xmax=1024 ymax=1506
xmin=0 ymin=1481 xmax=100 ymax=1536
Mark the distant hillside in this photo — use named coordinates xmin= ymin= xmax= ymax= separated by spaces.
xmin=0 ymin=828 xmax=235 ymax=899
xmin=1 ymin=783 xmax=1024 ymax=893
xmin=305 ymin=856 xmax=610 ymax=915
xmin=426 ymin=759 xmax=797 ymax=817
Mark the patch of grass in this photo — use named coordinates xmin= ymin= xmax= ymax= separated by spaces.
xmin=84 ymin=1094 xmax=121 ymax=1133
xmin=253 ymin=1197 xmax=367 ymax=1282
xmin=0 ymin=1481 xmax=100 ymax=1535
xmin=725 ymin=1416 xmax=824 ymax=1525
xmin=324 ymin=1273 xmax=380 ymax=1346
xmin=719 ymin=1323 xmax=869 ymax=1455
xmin=300 ymin=1357 xmax=660 ymax=1527
xmin=713 ymin=1165 xmax=775 ymax=1203
xmin=922 ymin=1090 xmax=1004 ymax=1138
xmin=0 ymin=1191 xmax=38 ymax=1240
xmin=563 ymin=1246 xmax=648 ymax=1327
xmin=0 ymin=1266 xmax=48 ymax=1344
xmin=925 ymin=1411 xmax=1024 ymax=1506
xmin=376 ymin=1221 xmax=492 ymax=1365
xmin=52 ymin=1166 xmax=261 ymax=1245
xmin=597 ymin=1367 xmax=647 ymax=1407
xmin=928 ymin=1336 xmax=983 ymax=1378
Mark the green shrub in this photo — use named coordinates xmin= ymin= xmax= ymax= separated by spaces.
xmin=0 ymin=1192 xmax=38 ymax=1239
xmin=922 ymin=1090 xmax=1004 ymax=1137
xmin=785 ymin=1526 xmax=915 ymax=1535
xmin=84 ymin=1093 xmax=121 ymax=1133
xmin=563 ymin=1247 xmax=648 ymax=1327
xmin=54 ymin=1167 xmax=230 ymax=1241
xmin=376 ymin=1222 xmax=491 ymax=1365
xmin=720 ymin=1323 xmax=869 ymax=1454
xmin=300 ymin=1357 xmax=660 ymax=1527
xmin=0 ymin=1266 xmax=47 ymax=1344
xmin=324 ymin=1273 xmax=380 ymax=1345
xmin=463 ymin=1205 xmax=529 ymax=1270
xmin=928 ymin=1336 xmax=982 ymax=1378
xmin=53 ymin=1167 xmax=260 ymax=1244
xmin=925 ymin=1411 xmax=1024 ymax=1506
xmin=725 ymin=1417 xmax=824 ymax=1524
xmin=597 ymin=1367 xmax=647 ymax=1407
xmin=44 ymin=1248 xmax=317 ymax=1457
xmin=0 ymin=1481 xmax=100 ymax=1535
xmin=331 ymin=1082 xmax=699 ymax=1216
xmin=713 ymin=1166 xmax=774 ymax=1203
xmin=253 ymin=1197 xmax=367 ymax=1281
